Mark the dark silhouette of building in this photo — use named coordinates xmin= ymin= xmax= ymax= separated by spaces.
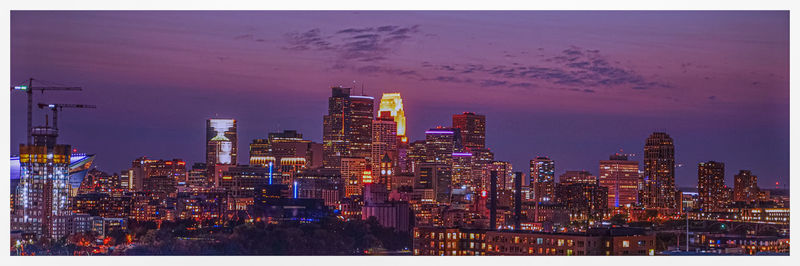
xmin=642 ymin=132 xmax=677 ymax=210
xmin=452 ymin=112 xmax=486 ymax=150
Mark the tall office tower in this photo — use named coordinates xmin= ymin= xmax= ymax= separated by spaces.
xmin=129 ymin=157 xmax=188 ymax=190
xmin=416 ymin=163 xmax=453 ymax=203
xmin=322 ymin=87 xmax=374 ymax=168
xmin=372 ymin=112 xmax=398 ymax=174
xmin=488 ymin=161 xmax=513 ymax=190
xmin=598 ymin=153 xmax=640 ymax=208
xmin=734 ymin=170 xmax=761 ymax=203
xmin=452 ymin=112 xmax=486 ymax=150
xmin=378 ymin=92 xmax=408 ymax=143
xmin=451 ymin=152 xmax=474 ymax=189
xmin=559 ymin=170 xmax=597 ymax=185
xmin=470 ymin=148 xmax=494 ymax=190
xmin=698 ymin=161 xmax=726 ymax=212
xmin=323 ymin=87 xmax=352 ymax=169
xmin=13 ymin=126 xmax=71 ymax=239
xmin=349 ymin=94 xmax=375 ymax=161
xmin=424 ymin=127 xmax=461 ymax=165
xmin=642 ymin=132 xmax=677 ymax=210
xmin=207 ymin=118 xmax=237 ymax=184
xmin=406 ymin=140 xmax=427 ymax=173
xmin=530 ymin=156 xmax=555 ymax=203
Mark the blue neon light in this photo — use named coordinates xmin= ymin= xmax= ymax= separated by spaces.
xmin=268 ymin=162 xmax=273 ymax=185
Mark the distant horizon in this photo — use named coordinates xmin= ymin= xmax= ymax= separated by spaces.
xmin=10 ymin=11 xmax=789 ymax=188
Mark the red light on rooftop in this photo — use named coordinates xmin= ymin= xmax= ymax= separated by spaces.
xmin=72 ymin=149 xmax=77 ymax=153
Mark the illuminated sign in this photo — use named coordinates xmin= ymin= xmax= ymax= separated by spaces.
xmin=362 ymin=170 xmax=373 ymax=184
xmin=14 ymin=85 xmax=27 ymax=91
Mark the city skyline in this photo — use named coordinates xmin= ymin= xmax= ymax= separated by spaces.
xmin=8 ymin=9 xmax=791 ymax=257
xmin=10 ymin=11 xmax=789 ymax=188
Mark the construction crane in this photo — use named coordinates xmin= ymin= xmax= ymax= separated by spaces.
xmin=37 ymin=103 xmax=97 ymax=132
xmin=11 ymin=78 xmax=82 ymax=144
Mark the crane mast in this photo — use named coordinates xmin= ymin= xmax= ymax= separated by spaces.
xmin=37 ymin=103 xmax=97 ymax=131
xmin=12 ymin=78 xmax=82 ymax=144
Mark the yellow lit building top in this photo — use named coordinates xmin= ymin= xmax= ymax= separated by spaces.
xmin=378 ymin=92 xmax=407 ymax=143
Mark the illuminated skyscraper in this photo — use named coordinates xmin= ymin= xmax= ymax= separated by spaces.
xmin=372 ymin=113 xmax=398 ymax=174
xmin=349 ymin=95 xmax=375 ymax=161
xmin=471 ymin=148 xmax=495 ymax=190
xmin=207 ymin=118 xmax=237 ymax=183
xmin=323 ymin=87 xmax=352 ymax=169
xmin=697 ymin=161 xmax=726 ymax=212
xmin=13 ymin=126 xmax=72 ymax=239
xmin=452 ymin=112 xmax=486 ymax=150
xmin=378 ymin=92 xmax=407 ymax=143
xmin=733 ymin=170 xmax=760 ymax=203
xmin=530 ymin=156 xmax=555 ymax=202
xmin=488 ymin=161 xmax=513 ymax=190
xmin=322 ymin=87 xmax=374 ymax=168
xmin=598 ymin=154 xmax=640 ymax=208
xmin=424 ymin=127 xmax=461 ymax=165
xmin=451 ymin=152 xmax=474 ymax=189
xmin=642 ymin=132 xmax=677 ymax=210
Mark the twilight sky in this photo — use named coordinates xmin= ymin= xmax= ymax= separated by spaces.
xmin=10 ymin=11 xmax=789 ymax=188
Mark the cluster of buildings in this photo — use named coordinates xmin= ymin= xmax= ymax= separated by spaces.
xmin=9 ymin=86 xmax=789 ymax=255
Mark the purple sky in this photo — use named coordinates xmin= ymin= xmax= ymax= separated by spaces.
xmin=10 ymin=11 xmax=789 ymax=188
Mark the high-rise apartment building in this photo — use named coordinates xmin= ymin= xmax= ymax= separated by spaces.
xmin=530 ymin=156 xmax=555 ymax=203
xmin=698 ymin=161 xmax=726 ymax=212
xmin=733 ymin=170 xmax=761 ymax=203
xmin=12 ymin=126 xmax=72 ymax=239
xmin=642 ymin=132 xmax=677 ymax=210
xmin=598 ymin=154 xmax=640 ymax=208
xmin=452 ymin=112 xmax=486 ymax=150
